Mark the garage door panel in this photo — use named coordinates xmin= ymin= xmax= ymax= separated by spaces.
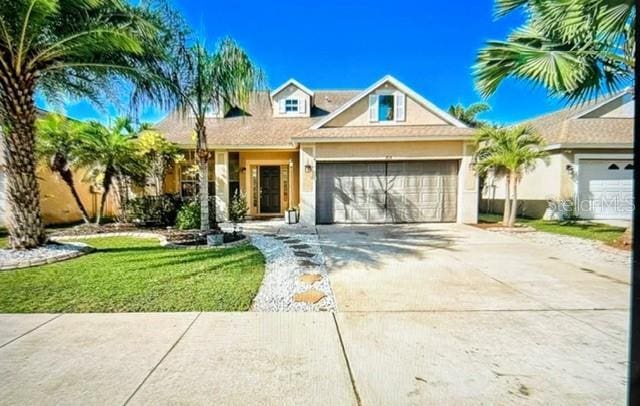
xmin=578 ymin=159 xmax=633 ymax=220
xmin=317 ymin=161 xmax=458 ymax=224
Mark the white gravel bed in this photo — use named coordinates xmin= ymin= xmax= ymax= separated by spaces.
xmin=0 ymin=242 xmax=94 ymax=270
xmin=495 ymin=230 xmax=630 ymax=267
xmin=251 ymin=233 xmax=336 ymax=312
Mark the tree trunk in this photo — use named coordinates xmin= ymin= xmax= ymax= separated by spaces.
xmin=0 ymin=72 xmax=46 ymax=249
xmin=508 ymin=172 xmax=518 ymax=227
xmin=96 ymin=167 xmax=114 ymax=225
xmin=502 ymin=174 xmax=511 ymax=226
xmin=115 ymin=172 xmax=129 ymax=222
xmin=195 ymin=122 xmax=211 ymax=231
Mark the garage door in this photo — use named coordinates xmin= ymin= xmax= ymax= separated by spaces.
xmin=316 ymin=161 xmax=458 ymax=224
xmin=577 ymin=159 xmax=633 ymax=220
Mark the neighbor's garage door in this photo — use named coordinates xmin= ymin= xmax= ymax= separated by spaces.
xmin=578 ymin=159 xmax=633 ymax=220
xmin=316 ymin=161 xmax=458 ymax=224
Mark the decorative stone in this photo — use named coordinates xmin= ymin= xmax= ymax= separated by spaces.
xmin=283 ymin=239 xmax=301 ymax=245
xmin=298 ymin=259 xmax=318 ymax=267
xmin=274 ymin=236 xmax=291 ymax=241
xmin=298 ymin=274 xmax=322 ymax=284
xmin=293 ymin=290 xmax=326 ymax=304
xmin=291 ymin=244 xmax=311 ymax=250
xmin=294 ymin=251 xmax=315 ymax=258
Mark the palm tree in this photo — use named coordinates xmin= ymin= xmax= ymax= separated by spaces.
xmin=448 ymin=102 xmax=491 ymax=127
xmin=168 ymin=38 xmax=265 ymax=231
xmin=474 ymin=0 xmax=634 ymax=102
xmin=76 ymin=118 xmax=146 ymax=224
xmin=36 ymin=113 xmax=90 ymax=224
xmin=473 ymin=126 xmax=547 ymax=227
xmin=0 ymin=0 xmax=183 ymax=248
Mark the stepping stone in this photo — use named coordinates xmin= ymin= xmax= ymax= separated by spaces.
xmin=275 ymin=236 xmax=290 ymax=241
xmin=298 ymin=259 xmax=319 ymax=267
xmin=298 ymin=273 xmax=322 ymax=284
xmin=283 ymin=239 xmax=301 ymax=245
xmin=293 ymin=289 xmax=326 ymax=304
xmin=263 ymin=233 xmax=277 ymax=237
xmin=291 ymin=244 xmax=311 ymax=250
xmin=294 ymin=251 xmax=315 ymax=258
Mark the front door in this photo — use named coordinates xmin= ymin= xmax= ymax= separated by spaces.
xmin=260 ymin=166 xmax=281 ymax=213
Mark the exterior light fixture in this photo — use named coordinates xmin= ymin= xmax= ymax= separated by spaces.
xmin=241 ymin=167 xmax=246 ymax=174
xmin=305 ymin=164 xmax=312 ymax=173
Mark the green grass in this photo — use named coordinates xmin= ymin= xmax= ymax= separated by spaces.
xmin=0 ymin=237 xmax=265 ymax=313
xmin=479 ymin=213 xmax=626 ymax=244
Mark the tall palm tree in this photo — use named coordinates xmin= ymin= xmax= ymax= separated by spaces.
xmin=0 ymin=0 xmax=183 ymax=249
xmin=448 ymin=102 xmax=491 ymax=127
xmin=168 ymin=38 xmax=265 ymax=231
xmin=473 ymin=125 xmax=547 ymax=227
xmin=36 ymin=113 xmax=90 ymax=223
xmin=76 ymin=117 xmax=146 ymax=224
xmin=474 ymin=0 xmax=635 ymax=103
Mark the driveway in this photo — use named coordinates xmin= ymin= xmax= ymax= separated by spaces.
xmin=318 ymin=223 xmax=630 ymax=404
xmin=0 ymin=224 xmax=630 ymax=405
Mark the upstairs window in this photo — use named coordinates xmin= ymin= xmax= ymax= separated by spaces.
xmin=369 ymin=92 xmax=405 ymax=123
xmin=285 ymin=98 xmax=299 ymax=113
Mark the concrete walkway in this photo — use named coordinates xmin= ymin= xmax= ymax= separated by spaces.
xmin=0 ymin=223 xmax=630 ymax=405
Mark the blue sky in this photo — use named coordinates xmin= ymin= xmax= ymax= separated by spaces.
xmin=38 ymin=0 xmax=567 ymax=125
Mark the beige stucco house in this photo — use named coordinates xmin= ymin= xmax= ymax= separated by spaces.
xmin=156 ymin=75 xmax=479 ymax=225
xmin=481 ymin=89 xmax=634 ymax=220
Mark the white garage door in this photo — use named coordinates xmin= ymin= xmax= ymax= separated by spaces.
xmin=316 ymin=161 xmax=458 ymax=224
xmin=577 ymin=159 xmax=633 ymax=220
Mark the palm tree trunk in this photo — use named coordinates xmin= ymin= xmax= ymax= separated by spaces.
xmin=196 ymin=123 xmax=210 ymax=231
xmin=502 ymin=174 xmax=511 ymax=226
xmin=96 ymin=167 xmax=114 ymax=225
xmin=0 ymin=74 xmax=46 ymax=249
xmin=508 ymin=173 xmax=518 ymax=227
xmin=58 ymin=167 xmax=90 ymax=224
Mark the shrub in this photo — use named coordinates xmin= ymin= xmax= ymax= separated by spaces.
xmin=127 ymin=194 xmax=182 ymax=227
xmin=229 ymin=191 xmax=248 ymax=232
xmin=174 ymin=197 xmax=217 ymax=230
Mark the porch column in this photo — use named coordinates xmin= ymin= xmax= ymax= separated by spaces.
xmin=214 ymin=150 xmax=229 ymax=222
xmin=299 ymin=144 xmax=316 ymax=225
xmin=457 ymin=142 xmax=479 ymax=224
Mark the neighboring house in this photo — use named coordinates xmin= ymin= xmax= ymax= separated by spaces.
xmin=481 ymin=89 xmax=634 ymax=220
xmin=156 ymin=75 xmax=479 ymax=225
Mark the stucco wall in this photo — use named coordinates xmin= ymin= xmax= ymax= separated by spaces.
xmin=324 ymin=83 xmax=448 ymax=127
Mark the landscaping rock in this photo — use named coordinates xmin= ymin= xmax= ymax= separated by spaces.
xmin=0 ymin=242 xmax=95 ymax=271
xmin=250 ymin=233 xmax=336 ymax=312
xmin=283 ymin=239 xmax=301 ymax=245
xmin=294 ymin=251 xmax=315 ymax=258
xmin=293 ymin=290 xmax=326 ymax=304
xmin=298 ymin=274 xmax=322 ymax=284
xmin=291 ymin=244 xmax=311 ymax=250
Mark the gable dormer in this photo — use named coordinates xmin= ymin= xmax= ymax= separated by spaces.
xmin=311 ymin=75 xmax=466 ymax=129
xmin=271 ymin=79 xmax=313 ymax=118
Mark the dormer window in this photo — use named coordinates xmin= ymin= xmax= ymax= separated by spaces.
xmin=285 ymin=98 xmax=299 ymax=113
xmin=369 ymin=92 xmax=406 ymax=123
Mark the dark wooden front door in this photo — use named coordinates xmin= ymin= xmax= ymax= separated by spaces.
xmin=260 ymin=166 xmax=281 ymax=213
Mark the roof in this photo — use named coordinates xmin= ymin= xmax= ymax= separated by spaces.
xmin=156 ymin=90 xmax=359 ymax=147
xmin=311 ymin=75 xmax=467 ymax=129
xmin=520 ymin=89 xmax=633 ymax=147
xmin=155 ymin=76 xmax=472 ymax=147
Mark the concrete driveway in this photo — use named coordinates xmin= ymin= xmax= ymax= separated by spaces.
xmin=318 ymin=223 xmax=630 ymax=404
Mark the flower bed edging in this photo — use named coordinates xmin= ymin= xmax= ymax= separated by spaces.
xmin=53 ymin=231 xmax=249 ymax=249
xmin=0 ymin=242 xmax=96 ymax=271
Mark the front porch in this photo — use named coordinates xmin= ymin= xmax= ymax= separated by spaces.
xmin=165 ymin=149 xmax=300 ymax=221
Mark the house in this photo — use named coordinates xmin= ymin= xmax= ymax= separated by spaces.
xmin=156 ymin=75 xmax=479 ymax=225
xmin=481 ymin=89 xmax=634 ymax=220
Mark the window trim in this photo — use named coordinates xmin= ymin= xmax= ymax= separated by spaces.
xmin=285 ymin=98 xmax=299 ymax=113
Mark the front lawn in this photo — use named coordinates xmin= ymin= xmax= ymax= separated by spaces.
xmin=478 ymin=213 xmax=626 ymax=244
xmin=0 ymin=237 xmax=265 ymax=312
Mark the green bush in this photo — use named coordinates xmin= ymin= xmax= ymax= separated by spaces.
xmin=229 ymin=191 xmax=248 ymax=227
xmin=126 ymin=194 xmax=182 ymax=227
xmin=176 ymin=200 xmax=200 ymax=230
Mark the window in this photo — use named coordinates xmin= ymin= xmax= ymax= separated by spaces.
xmin=608 ymin=163 xmax=620 ymax=170
xmin=180 ymin=162 xmax=215 ymax=197
xmin=625 ymin=163 xmax=634 ymax=170
xmin=285 ymin=99 xmax=299 ymax=113
xmin=378 ymin=95 xmax=395 ymax=121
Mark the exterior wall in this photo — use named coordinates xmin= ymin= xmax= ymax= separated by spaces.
xmin=324 ymin=84 xmax=448 ymax=127
xmin=214 ymin=151 xmax=229 ymax=221
xmin=272 ymin=85 xmax=311 ymax=118
xmin=480 ymin=148 xmax=633 ymax=218
xmin=298 ymin=140 xmax=478 ymax=225
xmin=239 ymin=150 xmax=299 ymax=216
xmin=38 ymin=166 xmax=115 ymax=225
